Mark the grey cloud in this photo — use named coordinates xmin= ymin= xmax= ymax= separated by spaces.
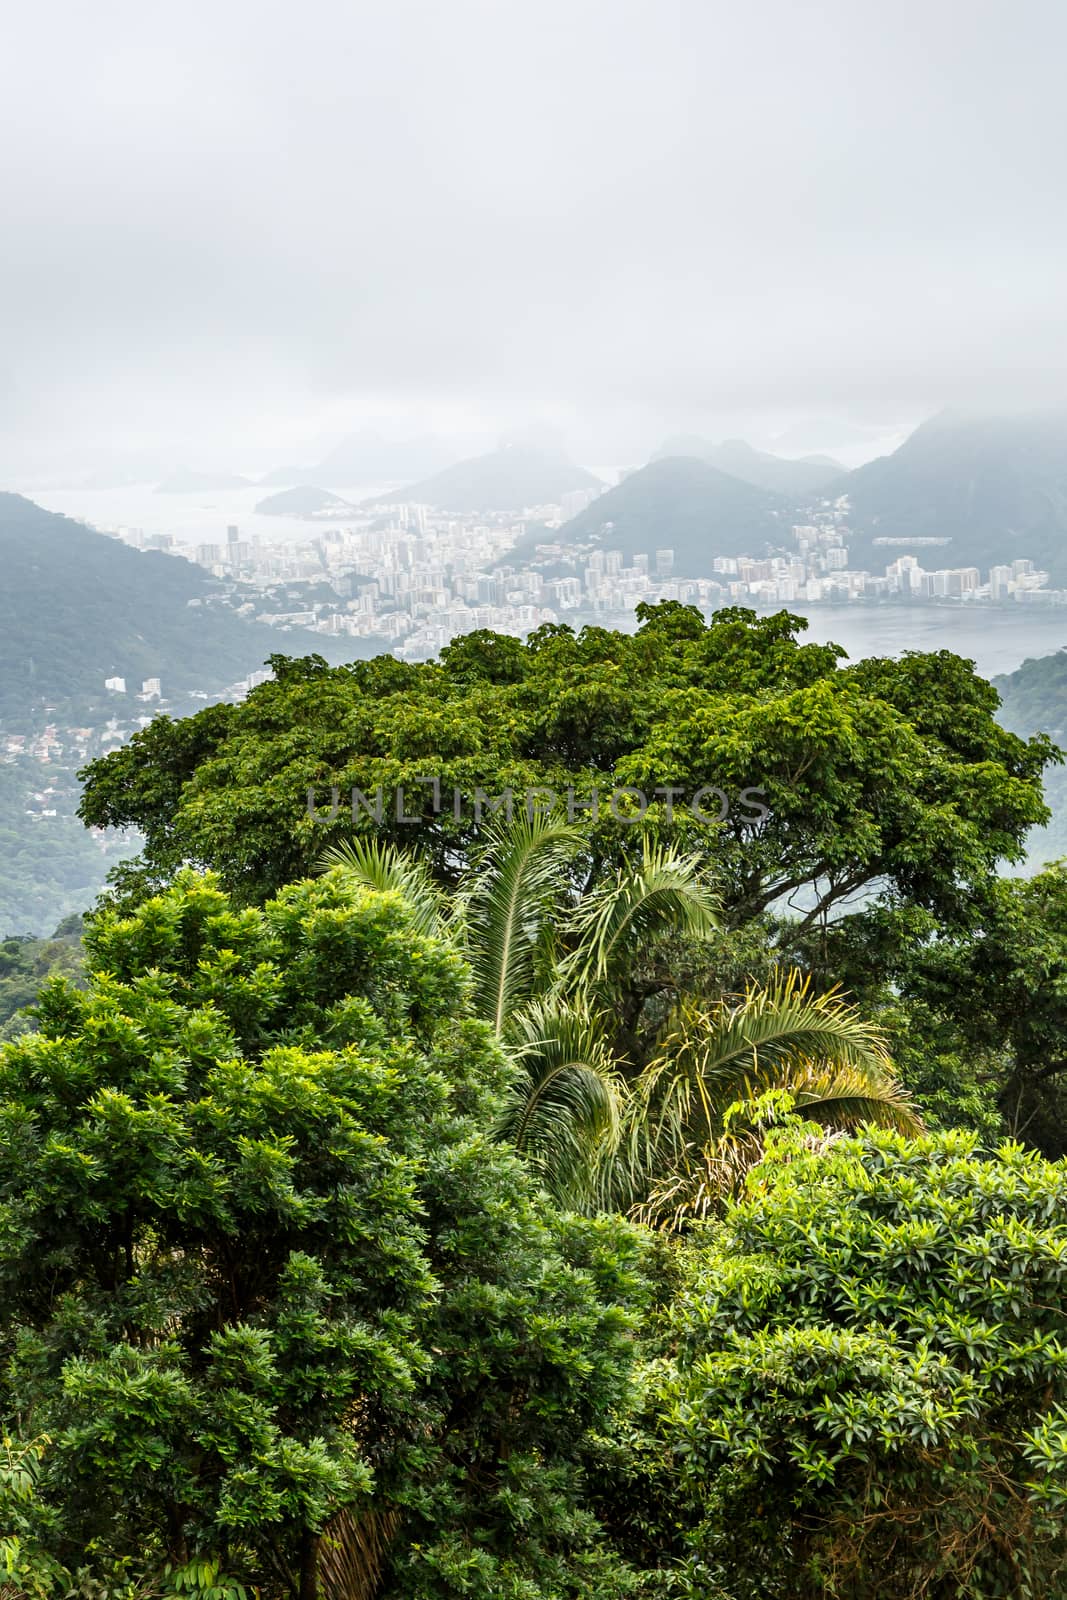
xmin=2 ymin=0 xmax=1066 ymax=473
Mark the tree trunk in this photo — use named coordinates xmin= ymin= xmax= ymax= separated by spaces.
xmin=299 ymin=1530 xmax=320 ymax=1600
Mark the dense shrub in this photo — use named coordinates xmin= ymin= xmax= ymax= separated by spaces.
xmin=651 ymin=1127 xmax=1067 ymax=1598
xmin=0 ymin=871 xmax=649 ymax=1598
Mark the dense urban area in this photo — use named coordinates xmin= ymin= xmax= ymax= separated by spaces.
xmin=96 ymin=483 xmax=1067 ymax=665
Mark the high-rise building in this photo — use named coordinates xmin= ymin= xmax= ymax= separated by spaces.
xmin=989 ymin=564 xmax=1013 ymax=600
xmin=655 ymin=548 xmax=674 ymax=577
xmin=560 ymin=487 xmax=597 ymax=521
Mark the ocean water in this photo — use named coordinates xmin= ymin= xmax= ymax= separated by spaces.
xmin=783 ymin=605 xmax=1067 ymax=680
xmin=20 ymin=481 xmax=395 ymax=553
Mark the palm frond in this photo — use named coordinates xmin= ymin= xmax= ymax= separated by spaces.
xmin=495 ymin=999 xmax=624 ymax=1209
xmin=317 ymin=836 xmax=446 ymax=937
xmin=614 ymin=970 xmax=920 ymax=1224
xmin=631 ymin=1132 xmax=765 ymax=1230
xmin=556 ymin=839 xmax=719 ymax=1002
xmin=636 ymin=970 xmax=895 ymax=1148
xmin=747 ymin=1058 xmax=921 ymax=1134
xmin=459 ymin=815 xmax=582 ymax=1033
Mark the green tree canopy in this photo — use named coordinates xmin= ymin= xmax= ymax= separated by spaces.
xmin=850 ymin=863 xmax=1067 ymax=1157
xmin=78 ymin=607 xmax=1054 ymax=932
xmin=0 ymin=871 xmax=647 ymax=1599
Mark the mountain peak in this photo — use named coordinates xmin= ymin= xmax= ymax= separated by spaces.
xmin=362 ymin=446 xmax=601 ymax=513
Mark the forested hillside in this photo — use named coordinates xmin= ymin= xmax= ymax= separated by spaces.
xmin=0 ymin=493 xmax=372 ymax=723
xmin=0 ymin=917 xmax=83 ymax=1038
xmin=825 ymin=411 xmax=1067 ymax=580
xmin=0 ymin=755 xmax=135 ymax=936
xmin=558 ymin=455 xmax=789 ymax=572
xmin=995 ymin=645 xmax=1067 ymax=862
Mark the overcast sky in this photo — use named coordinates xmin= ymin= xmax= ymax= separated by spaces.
xmin=2 ymin=0 xmax=1066 ymax=477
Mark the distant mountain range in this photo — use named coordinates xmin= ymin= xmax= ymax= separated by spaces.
xmin=548 ymin=456 xmax=790 ymax=575
xmin=260 ymin=430 xmax=456 ymax=489
xmin=167 ymin=411 xmax=1067 ymax=586
xmin=651 ymin=436 xmax=843 ymax=497
xmin=525 ymin=413 xmax=1067 ymax=584
xmin=363 ymin=446 xmax=601 ymax=514
xmin=829 ymin=412 xmax=1067 ymax=582
xmin=0 ymin=493 xmax=370 ymax=725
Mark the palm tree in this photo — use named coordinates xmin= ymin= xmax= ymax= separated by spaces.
xmin=319 ymin=821 xmax=920 ymax=1221
xmin=613 ymin=972 xmax=920 ymax=1226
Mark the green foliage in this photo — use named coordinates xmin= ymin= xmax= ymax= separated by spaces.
xmin=0 ymin=871 xmax=648 ymax=1597
xmin=79 ymin=606 xmax=1053 ymax=933
xmin=650 ymin=1127 xmax=1067 ymax=1598
xmin=324 ymin=819 xmax=716 ymax=1210
xmin=323 ymin=825 xmax=916 ymax=1224
xmin=828 ymin=865 xmax=1067 ymax=1156
xmin=10 ymin=602 xmax=1067 ymax=1600
xmin=316 ymin=835 xmax=446 ymax=937
xmin=456 ymin=815 xmax=583 ymax=1034
xmin=619 ymin=974 xmax=920 ymax=1225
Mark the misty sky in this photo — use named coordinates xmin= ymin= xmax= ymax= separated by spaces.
xmin=3 ymin=0 xmax=1066 ymax=476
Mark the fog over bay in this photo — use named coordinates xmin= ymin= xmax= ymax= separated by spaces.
xmin=3 ymin=0 xmax=1067 ymax=480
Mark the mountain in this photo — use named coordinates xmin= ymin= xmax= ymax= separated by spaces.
xmin=995 ymin=647 xmax=1067 ymax=745
xmin=553 ymin=456 xmax=790 ymax=575
xmin=834 ymin=413 xmax=1067 ymax=581
xmin=365 ymin=447 xmax=601 ymax=513
xmin=254 ymin=485 xmax=357 ymax=517
xmin=652 ymin=436 xmax=843 ymax=497
xmin=260 ymin=431 xmax=454 ymax=489
xmin=155 ymin=468 xmax=252 ymax=493
xmin=994 ymin=647 xmax=1067 ymax=866
xmin=0 ymin=493 xmax=368 ymax=724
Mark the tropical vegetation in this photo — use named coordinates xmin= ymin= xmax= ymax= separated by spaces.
xmin=319 ymin=822 xmax=919 ymax=1221
xmin=1 ymin=606 xmax=1065 ymax=1598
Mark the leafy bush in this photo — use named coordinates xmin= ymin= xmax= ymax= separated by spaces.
xmin=650 ymin=1127 xmax=1067 ymax=1598
xmin=0 ymin=871 xmax=648 ymax=1598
